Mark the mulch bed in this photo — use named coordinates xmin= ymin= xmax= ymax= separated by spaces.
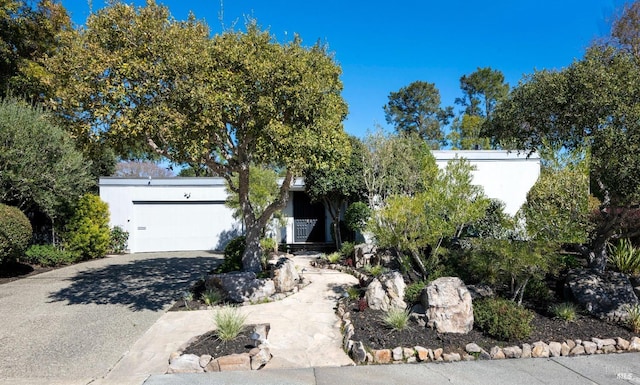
xmin=183 ymin=328 xmax=258 ymax=358
xmin=347 ymin=298 xmax=639 ymax=355
xmin=0 ymin=261 xmax=56 ymax=284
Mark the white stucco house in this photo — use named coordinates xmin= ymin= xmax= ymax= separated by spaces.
xmin=99 ymin=150 xmax=540 ymax=253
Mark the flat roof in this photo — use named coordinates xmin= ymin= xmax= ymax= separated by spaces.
xmin=99 ymin=177 xmax=227 ymax=187
xmin=432 ymin=150 xmax=540 ymax=161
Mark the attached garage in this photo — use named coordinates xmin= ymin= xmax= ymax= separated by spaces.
xmin=99 ymin=178 xmax=240 ymax=253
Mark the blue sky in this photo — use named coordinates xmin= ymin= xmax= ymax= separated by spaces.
xmin=61 ymin=1 xmax=621 ymax=139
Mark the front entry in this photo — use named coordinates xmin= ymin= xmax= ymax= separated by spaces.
xmin=293 ymin=192 xmax=325 ymax=242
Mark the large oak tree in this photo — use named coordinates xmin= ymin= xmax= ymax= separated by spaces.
xmin=47 ymin=1 xmax=348 ymax=271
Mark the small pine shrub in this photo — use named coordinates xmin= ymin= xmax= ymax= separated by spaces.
xmin=214 ymin=306 xmax=247 ymax=341
xmin=473 ymin=297 xmax=534 ymax=341
xmin=382 ymin=308 xmax=411 ymax=331
xmin=0 ymin=204 xmax=32 ymax=264
xmin=627 ymin=304 xmax=640 ymax=333
xmin=109 ymin=226 xmax=129 ymax=254
xmin=65 ymin=194 xmax=110 ymax=260
xmin=259 ymin=237 xmax=277 ymax=253
xmin=404 ymin=281 xmax=427 ymax=304
xmin=340 ymin=241 xmax=355 ymax=259
xmin=345 ymin=202 xmax=371 ymax=233
xmin=24 ymin=244 xmax=80 ymax=267
xmin=549 ymin=302 xmax=579 ymax=322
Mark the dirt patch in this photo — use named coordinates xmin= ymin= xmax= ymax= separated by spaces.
xmin=183 ymin=328 xmax=258 ymax=358
xmin=0 ymin=261 xmax=56 ymax=284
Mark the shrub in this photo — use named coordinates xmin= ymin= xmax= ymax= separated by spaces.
xmin=259 ymin=237 xmax=277 ymax=253
xmin=345 ymin=202 xmax=371 ymax=233
xmin=382 ymin=307 xmax=411 ymax=331
xmin=627 ymin=304 xmax=640 ymax=333
xmin=217 ymin=236 xmax=246 ymax=273
xmin=0 ymin=204 xmax=32 ymax=264
xmin=473 ymin=297 xmax=534 ymax=341
xmin=346 ymin=286 xmax=361 ymax=300
xmin=404 ymin=281 xmax=427 ymax=304
xmin=23 ymin=244 xmax=80 ymax=267
xmin=325 ymin=252 xmax=341 ymax=264
xmin=202 ymin=288 xmax=224 ymax=306
xmin=214 ymin=306 xmax=247 ymax=341
xmin=549 ymin=302 xmax=579 ymax=322
xmin=109 ymin=226 xmax=129 ymax=254
xmin=608 ymin=238 xmax=640 ymax=275
xmin=363 ymin=264 xmax=386 ymax=277
xmin=340 ymin=241 xmax=355 ymax=259
xmin=65 ymin=194 xmax=110 ymax=260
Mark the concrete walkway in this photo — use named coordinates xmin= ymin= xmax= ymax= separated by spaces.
xmin=0 ymin=251 xmax=223 ymax=385
xmin=98 ymin=254 xmax=358 ymax=385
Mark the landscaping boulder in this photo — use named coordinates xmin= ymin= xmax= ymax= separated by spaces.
xmin=565 ymin=269 xmax=639 ymax=321
xmin=420 ymin=277 xmax=473 ymax=334
xmin=354 ymin=243 xmax=376 ymax=268
xmin=271 ymin=257 xmax=300 ymax=292
xmin=206 ymin=272 xmax=275 ymax=303
xmin=364 ymin=271 xmax=406 ymax=311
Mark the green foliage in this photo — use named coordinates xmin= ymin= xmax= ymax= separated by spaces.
xmin=0 ymin=0 xmax=70 ymax=101
xmin=259 ymin=237 xmax=277 ymax=253
xmin=0 ymin=203 xmax=32 ymax=263
xmin=522 ymin=147 xmax=591 ymax=245
xmin=468 ymin=239 xmax=556 ymax=304
xmin=325 ymin=252 xmax=342 ymax=264
xmin=465 ymin=199 xmax=511 ymax=239
xmin=457 ymin=67 xmax=509 ymax=118
xmin=217 ymin=236 xmax=246 ymax=273
xmin=346 ymin=286 xmax=361 ymax=300
xmin=626 ymin=304 xmax=640 ymax=333
xmin=202 ymin=289 xmax=224 ymax=306
xmin=214 ymin=306 xmax=247 ymax=341
xmin=345 ymin=202 xmax=371 ymax=233
xmin=363 ymin=264 xmax=386 ymax=277
xmin=447 ymin=114 xmax=491 ymax=150
xmin=339 ymin=241 xmax=355 ymax=259
xmin=384 ymin=81 xmax=453 ymax=148
xmin=473 ymin=297 xmax=534 ymax=341
xmin=608 ymin=238 xmax=640 ymax=275
xmin=404 ymin=281 xmax=427 ymax=304
xmin=382 ymin=308 xmax=411 ymax=331
xmin=48 ymin=4 xmax=350 ymax=272
xmin=23 ymin=244 xmax=79 ymax=267
xmin=109 ymin=226 xmax=129 ymax=254
xmin=0 ymin=98 xmax=92 ymax=224
xmin=304 ymin=136 xmax=366 ymax=248
xmin=362 ymin=131 xmax=438 ymax=206
xmin=225 ymin=165 xmax=280 ymax=223
xmin=549 ymin=302 xmax=579 ymax=322
xmin=370 ymin=156 xmax=488 ymax=278
xmin=64 ymin=194 xmax=110 ymax=260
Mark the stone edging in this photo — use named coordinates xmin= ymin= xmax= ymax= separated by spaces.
xmin=336 ymin=298 xmax=640 ymax=364
xmin=167 ymin=324 xmax=272 ymax=373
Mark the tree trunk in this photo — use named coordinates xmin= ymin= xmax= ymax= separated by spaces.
xmin=409 ymin=248 xmax=429 ymax=280
xmin=587 ymin=239 xmax=608 ymax=273
xmin=242 ymin=223 xmax=263 ymax=273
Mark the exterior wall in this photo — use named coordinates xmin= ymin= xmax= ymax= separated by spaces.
xmin=99 ymin=178 xmax=240 ymax=253
xmin=432 ymin=150 xmax=540 ymax=216
xmin=99 ymin=151 xmax=540 ymax=253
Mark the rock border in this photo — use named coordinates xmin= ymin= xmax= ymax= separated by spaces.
xmin=336 ymin=298 xmax=640 ymax=364
xmin=167 ymin=323 xmax=273 ymax=373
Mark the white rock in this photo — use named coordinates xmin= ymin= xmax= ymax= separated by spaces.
xmin=421 ymin=277 xmax=473 ymax=334
xmin=167 ymin=354 xmax=203 ymax=374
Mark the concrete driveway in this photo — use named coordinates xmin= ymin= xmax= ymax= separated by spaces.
xmin=0 ymin=251 xmax=222 ymax=385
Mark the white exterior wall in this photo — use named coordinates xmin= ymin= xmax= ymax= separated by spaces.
xmin=99 ymin=151 xmax=540 ymax=253
xmin=432 ymin=150 xmax=540 ymax=216
xmin=99 ymin=178 xmax=240 ymax=253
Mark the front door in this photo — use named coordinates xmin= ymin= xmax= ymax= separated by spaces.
xmin=293 ymin=192 xmax=325 ymax=242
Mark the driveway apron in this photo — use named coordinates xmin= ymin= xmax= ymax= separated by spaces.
xmin=0 ymin=251 xmax=222 ymax=385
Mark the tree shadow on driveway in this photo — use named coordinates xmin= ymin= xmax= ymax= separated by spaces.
xmin=48 ymin=256 xmax=222 ymax=311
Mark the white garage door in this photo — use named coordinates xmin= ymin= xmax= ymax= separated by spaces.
xmin=132 ymin=201 xmax=237 ymax=253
